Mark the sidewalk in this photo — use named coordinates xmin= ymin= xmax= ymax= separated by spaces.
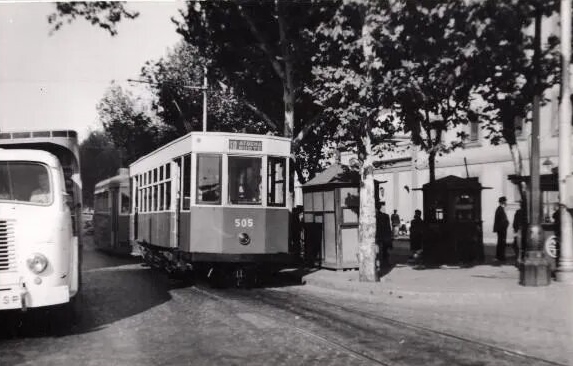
xmin=282 ymin=256 xmax=573 ymax=365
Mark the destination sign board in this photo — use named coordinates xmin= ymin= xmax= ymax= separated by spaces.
xmin=228 ymin=139 xmax=262 ymax=151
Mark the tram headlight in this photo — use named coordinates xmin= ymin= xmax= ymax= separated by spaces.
xmin=27 ymin=253 xmax=48 ymax=274
xmin=238 ymin=232 xmax=251 ymax=246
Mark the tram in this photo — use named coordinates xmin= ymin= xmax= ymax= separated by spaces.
xmin=129 ymin=132 xmax=292 ymax=284
xmin=93 ymin=168 xmax=131 ymax=254
xmin=0 ymin=130 xmax=82 ymax=311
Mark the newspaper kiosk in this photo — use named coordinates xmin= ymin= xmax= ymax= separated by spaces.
xmin=421 ymin=175 xmax=485 ymax=264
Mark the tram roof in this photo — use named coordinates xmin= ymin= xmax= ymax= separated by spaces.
xmin=130 ymin=131 xmax=291 ymax=175
xmin=95 ymin=169 xmax=130 ymax=192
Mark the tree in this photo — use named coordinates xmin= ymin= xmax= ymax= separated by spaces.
xmin=309 ymin=0 xmax=399 ymax=282
xmin=387 ymin=1 xmax=483 ymax=183
xmin=469 ymin=0 xmax=559 ymax=247
xmin=79 ymin=130 xmax=123 ymax=207
xmin=139 ymin=42 xmax=272 ymax=135
xmin=96 ymin=83 xmax=169 ymax=165
xmin=470 ymin=0 xmax=558 ymax=184
xmin=174 ymin=1 xmax=339 ymax=180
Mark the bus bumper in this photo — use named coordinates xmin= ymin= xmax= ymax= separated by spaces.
xmin=0 ymin=284 xmax=69 ymax=311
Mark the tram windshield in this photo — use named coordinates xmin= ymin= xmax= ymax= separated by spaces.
xmin=228 ymin=156 xmax=262 ymax=205
xmin=0 ymin=162 xmax=52 ymax=205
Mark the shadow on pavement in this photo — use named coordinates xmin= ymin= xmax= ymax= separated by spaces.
xmin=0 ymin=264 xmax=175 ymax=340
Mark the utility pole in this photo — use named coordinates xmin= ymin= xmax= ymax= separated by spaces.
xmin=557 ymin=0 xmax=573 ymax=283
xmin=520 ymin=7 xmax=551 ymax=286
xmin=202 ymin=66 xmax=208 ymax=132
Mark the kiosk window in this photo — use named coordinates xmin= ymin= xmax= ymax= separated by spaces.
xmin=228 ymin=156 xmax=262 ymax=205
xmin=196 ymin=155 xmax=221 ymax=204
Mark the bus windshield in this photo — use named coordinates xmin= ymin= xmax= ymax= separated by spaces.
xmin=0 ymin=162 xmax=52 ymax=205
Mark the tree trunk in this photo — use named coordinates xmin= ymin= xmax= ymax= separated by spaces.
xmin=429 ymin=150 xmax=436 ymax=183
xmin=358 ymin=136 xmax=380 ymax=282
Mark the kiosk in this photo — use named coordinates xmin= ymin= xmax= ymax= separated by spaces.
xmin=420 ymin=175 xmax=485 ymax=264
xmin=302 ymin=164 xmax=360 ymax=269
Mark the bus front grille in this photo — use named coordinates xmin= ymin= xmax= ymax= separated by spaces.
xmin=0 ymin=220 xmax=16 ymax=271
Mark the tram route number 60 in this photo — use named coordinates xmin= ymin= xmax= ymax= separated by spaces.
xmin=235 ymin=218 xmax=254 ymax=228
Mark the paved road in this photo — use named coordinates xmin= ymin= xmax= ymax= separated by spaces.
xmin=0 ymin=237 xmax=565 ymax=366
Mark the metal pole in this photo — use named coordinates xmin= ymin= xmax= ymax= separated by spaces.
xmin=202 ymin=66 xmax=208 ymax=132
xmin=557 ymin=0 xmax=573 ymax=283
xmin=520 ymin=8 xmax=551 ymax=286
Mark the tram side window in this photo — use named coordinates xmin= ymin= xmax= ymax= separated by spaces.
xmin=196 ymin=155 xmax=221 ymax=204
xmin=228 ymin=156 xmax=262 ymax=205
xmin=268 ymin=157 xmax=286 ymax=207
xmin=165 ymin=181 xmax=171 ymax=210
xmin=158 ymin=184 xmax=164 ymax=211
xmin=182 ymin=154 xmax=191 ymax=210
xmin=121 ymin=192 xmax=130 ymax=214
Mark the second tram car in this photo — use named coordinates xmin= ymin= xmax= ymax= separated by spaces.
xmin=93 ymin=169 xmax=131 ymax=254
xmin=130 ymin=132 xmax=292 ymax=284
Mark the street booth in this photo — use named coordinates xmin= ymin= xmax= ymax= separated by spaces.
xmin=420 ymin=175 xmax=486 ymax=264
xmin=302 ymin=164 xmax=360 ymax=269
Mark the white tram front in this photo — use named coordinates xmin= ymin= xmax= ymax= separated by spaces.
xmin=129 ymin=132 xmax=292 ymax=283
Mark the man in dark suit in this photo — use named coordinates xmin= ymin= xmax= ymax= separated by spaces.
xmin=376 ymin=202 xmax=393 ymax=268
xmin=494 ymin=196 xmax=509 ymax=262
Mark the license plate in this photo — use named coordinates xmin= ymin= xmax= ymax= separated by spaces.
xmin=0 ymin=290 xmax=21 ymax=310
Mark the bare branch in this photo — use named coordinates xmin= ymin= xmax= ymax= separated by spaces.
xmin=237 ymin=5 xmax=286 ymax=81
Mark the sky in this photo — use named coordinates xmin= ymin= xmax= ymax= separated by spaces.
xmin=0 ymin=1 xmax=184 ymax=142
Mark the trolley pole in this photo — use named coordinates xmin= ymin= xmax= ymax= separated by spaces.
xmin=520 ymin=8 xmax=551 ymax=286
xmin=557 ymin=0 xmax=573 ymax=283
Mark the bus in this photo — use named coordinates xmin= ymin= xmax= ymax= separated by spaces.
xmin=0 ymin=130 xmax=82 ymax=311
xmin=130 ymin=131 xmax=292 ymax=285
xmin=93 ymin=168 xmax=131 ymax=254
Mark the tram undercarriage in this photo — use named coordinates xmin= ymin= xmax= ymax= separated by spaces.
xmin=137 ymin=241 xmax=289 ymax=287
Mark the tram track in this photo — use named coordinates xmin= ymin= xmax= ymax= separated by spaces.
xmin=185 ymin=284 xmax=566 ymax=366
xmin=259 ymin=288 xmax=568 ymax=366
xmin=189 ymin=285 xmax=394 ymax=366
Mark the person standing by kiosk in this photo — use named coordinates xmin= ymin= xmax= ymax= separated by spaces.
xmin=376 ymin=203 xmax=393 ymax=269
xmin=494 ymin=196 xmax=509 ymax=262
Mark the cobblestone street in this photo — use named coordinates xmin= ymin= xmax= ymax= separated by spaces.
xmin=0 ymin=237 xmax=568 ymax=366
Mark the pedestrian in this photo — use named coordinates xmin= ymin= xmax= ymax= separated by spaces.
xmin=493 ymin=196 xmax=509 ymax=262
xmin=409 ymin=209 xmax=423 ymax=259
xmin=391 ymin=209 xmax=400 ymax=237
xmin=376 ymin=202 xmax=393 ymax=269
xmin=552 ymin=205 xmax=561 ymax=261
xmin=512 ymin=206 xmax=523 ymax=265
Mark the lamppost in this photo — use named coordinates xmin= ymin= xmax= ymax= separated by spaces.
xmin=520 ymin=7 xmax=551 ymax=286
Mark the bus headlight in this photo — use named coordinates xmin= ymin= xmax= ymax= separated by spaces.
xmin=27 ymin=254 xmax=48 ymax=274
xmin=238 ymin=233 xmax=251 ymax=246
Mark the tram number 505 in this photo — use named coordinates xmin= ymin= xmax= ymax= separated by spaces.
xmin=235 ymin=218 xmax=254 ymax=228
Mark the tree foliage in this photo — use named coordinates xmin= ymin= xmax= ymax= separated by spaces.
xmin=48 ymin=1 xmax=139 ymax=36
xmin=385 ymin=1 xmax=483 ymax=182
xmin=79 ymin=130 xmax=123 ymax=207
xmin=96 ymin=83 xmax=170 ymax=165
xmin=139 ymin=42 xmax=271 ymax=135
xmin=469 ymin=0 xmax=559 ymax=146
